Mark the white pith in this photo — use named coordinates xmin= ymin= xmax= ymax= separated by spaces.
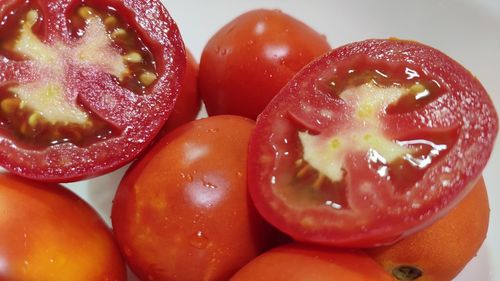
xmin=299 ymin=82 xmax=412 ymax=182
xmin=9 ymin=10 xmax=130 ymax=125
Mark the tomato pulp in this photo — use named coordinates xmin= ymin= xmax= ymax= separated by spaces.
xmin=248 ymin=39 xmax=498 ymax=247
xmin=0 ymin=0 xmax=185 ymax=182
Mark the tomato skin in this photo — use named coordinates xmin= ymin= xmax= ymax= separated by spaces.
xmin=366 ymin=177 xmax=489 ymax=281
xmin=199 ymin=9 xmax=331 ymax=120
xmin=247 ymin=39 xmax=498 ymax=247
xmin=230 ymin=243 xmax=393 ymax=281
xmin=112 ymin=115 xmax=277 ymax=281
xmin=159 ymin=49 xmax=201 ymax=135
xmin=0 ymin=0 xmax=185 ymax=182
xmin=0 ymin=173 xmax=126 ymax=281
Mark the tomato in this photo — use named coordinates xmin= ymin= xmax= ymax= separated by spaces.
xmin=0 ymin=0 xmax=185 ymax=182
xmin=159 ymin=49 xmax=201 ymax=135
xmin=199 ymin=9 xmax=331 ymax=120
xmin=367 ymin=177 xmax=489 ymax=281
xmin=0 ymin=173 xmax=126 ymax=281
xmin=230 ymin=243 xmax=393 ymax=281
xmin=111 ymin=115 xmax=277 ymax=281
xmin=247 ymin=39 xmax=498 ymax=247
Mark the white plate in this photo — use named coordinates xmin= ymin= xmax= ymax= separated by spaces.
xmin=66 ymin=1 xmax=500 ymax=280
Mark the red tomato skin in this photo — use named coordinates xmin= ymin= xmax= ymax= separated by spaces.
xmin=112 ymin=115 xmax=277 ymax=281
xmin=199 ymin=9 xmax=331 ymax=120
xmin=0 ymin=0 xmax=185 ymax=182
xmin=230 ymin=243 xmax=393 ymax=281
xmin=0 ymin=173 xmax=126 ymax=281
xmin=248 ymin=39 xmax=498 ymax=247
xmin=159 ymin=49 xmax=201 ymax=135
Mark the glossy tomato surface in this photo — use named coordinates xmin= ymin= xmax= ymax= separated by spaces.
xmin=0 ymin=173 xmax=126 ymax=281
xmin=159 ymin=49 xmax=200 ymax=135
xmin=112 ymin=115 xmax=277 ymax=281
xmin=230 ymin=243 xmax=393 ymax=281
xmin=0 ymin=0 xmax=185 ymax=182
xmin=248 ymin=39 xmax=498 ymax=247
xmin=367 ymin=177 xmax=489 ymax=281
xmin=199 ymin=9 xmax=331 ymax=120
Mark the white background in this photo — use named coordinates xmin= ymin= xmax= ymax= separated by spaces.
xmin=66 ymin=1 xmax=500 ymax=280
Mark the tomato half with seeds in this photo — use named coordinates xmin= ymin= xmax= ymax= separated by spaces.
xmin=0 ymin=0 xmax=184 ymax=182
xmin=248 ymin=39 xmax=498 ymax=247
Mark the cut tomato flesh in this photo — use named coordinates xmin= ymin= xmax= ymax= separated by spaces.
xmin=248 ymin=39 xmax=498 ymax=247
xmin=0 ymin=0 xmax=184 ymax=181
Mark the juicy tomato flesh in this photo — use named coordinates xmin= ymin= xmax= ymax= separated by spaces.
xmin=248 ymin=39 xmax=498 ymax=247
xmin=282 ymin=55 xmax=457 ymax=210
xmin=0 ymin=0 xmax=157 ymax=148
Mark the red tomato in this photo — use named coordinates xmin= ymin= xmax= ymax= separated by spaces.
xmin=0 ymin=173 xmax=126 ymax=281
xmin=230 ymin=243 xmax=393 ymax=281
xmin=199 ymin=9 xmax=331 ymax=120
xmin=159 ymin=49 xmax=201 ymax=135
xmin=112 ymin=115 xmax=277 ymax=281
xmin=247 ymin=39 xmax=498 ymax=247
xmin=0 ymin=0 xmax=185 ymax=182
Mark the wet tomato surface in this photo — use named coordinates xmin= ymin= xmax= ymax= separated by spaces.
xmin=112 ymin=115 xmax=277 ymax=281
xmin=247 ymin=39 xmax=498 ymax=247
xmin=199 ymin=9 xmax=330 ymax=120
xmin=0 ymin=173 xmax=126 ymax=281
xmin=0 ymin=0 xmax=185 ymax=182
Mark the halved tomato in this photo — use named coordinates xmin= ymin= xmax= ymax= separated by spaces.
xmin=247 ymin=39 xmax=498 ymax=247
xmin=0 ymin=0 xmax=185 ymax=182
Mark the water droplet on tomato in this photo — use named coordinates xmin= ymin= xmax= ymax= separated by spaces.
xmin=202 ymin=177 xmax=217 ymax=189
xmin=180 ymin=172 xmax=193 ymax=182
xmin=190 ymin=231 xmax=209 ymax=249
xmin=247 ymin=40 xmax=254 ymax=46
xmin=220 ymin=48 xmax=228 ymax=55
xmin=207 ymin=128 xmax=219 ymax=133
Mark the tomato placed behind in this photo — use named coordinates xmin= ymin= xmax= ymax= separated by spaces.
xmin=199 ymin=9 xmax=331 ymax=120
xmin=112 ymin=115 xmax=277 ymax=281
xmin=367 ymin=177 xmax=489 ymax=281
xmin=0 ymin=0 xmax=185 ymax=182
xmin=248 ymin=39 xmax=498 ymax=247
xmin=159 ymin=49 xmax=201 ymax=135
xmin=0 ymin=173 xmax=126 ymax=281
xmin=230 ymin=243 xmax=393 ymax=281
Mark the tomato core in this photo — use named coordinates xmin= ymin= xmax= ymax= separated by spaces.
xmin=0 ymin=0 xmax=158 ymax=148
xmin=280 ymin=56 xmax=456 ymax=212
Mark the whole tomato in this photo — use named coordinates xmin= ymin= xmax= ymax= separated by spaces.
xmin=112 ymin=115 xmax=277 ymax=281
xmin=160 ymin=49 xmax=201 ymax=135
xmin=367 ymin=178 xmax=490 ymax=281
xmin=0 ymin=173 xmax=126 ymax=281
xmin=199 ymin=9 xmax=331 ymax=119
xmin=230 ymin=243 xmax=393 ymax=281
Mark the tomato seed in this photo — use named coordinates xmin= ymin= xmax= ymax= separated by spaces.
xmin=140 ymin=71 xmax=157 ymax=86
xmin=124 ymin=52 xmax=142 ymax=63
xmin=1 ymin=98 xmax=20 ymax=114
xmin=78 ymin=6 xmax=95 ymax=20
xmin=104 ymin=16 xmax=118 ymax=27
xmin=111 ymin=28 xmax=126 ymax=38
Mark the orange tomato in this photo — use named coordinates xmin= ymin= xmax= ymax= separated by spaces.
xmin=366 ymin=177 xmax=489 ymax=281
xmin=230 ymin=243 xmax=393 ymax=281
xmin=0 ymin=173 xmax=126 ymax=281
